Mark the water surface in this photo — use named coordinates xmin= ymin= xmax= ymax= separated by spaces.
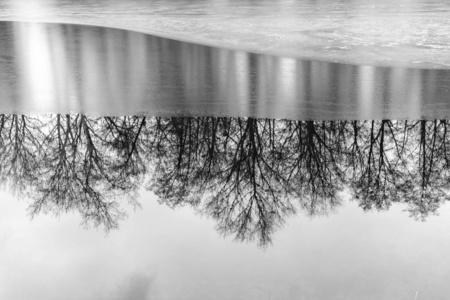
xmin=1 ymin=9 xmax=450 ymax=300
xmin=1 ymin=21 xmax=450 ymax=119
xmin=1 ymin=115 xmax=450 ymax=299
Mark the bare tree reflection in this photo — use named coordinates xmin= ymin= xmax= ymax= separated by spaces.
xmin=0 ymin=114 xmax=43 ymax=193
xmin=2 ymin=115 xmax=450 ymax=245
xmin=349 ymin=120 xmax=409 ymax=210
xmin=279 ymin=120 xmax=344 ymax=215
xmin=147 ymin=118 xmax=297 ymax=246
xmin=0 ymin=114 xmax=145 ymax=231
xmin=402 ymin=120 xmax=450 ymax=220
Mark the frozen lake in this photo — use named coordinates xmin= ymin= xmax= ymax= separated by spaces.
xmin=1 ymin=2 xmax=450 ymax=300
xmin=1 ymin=0 xmax=450 ymax=68
xmin=1 ymin=21 xmax=450 ymax=119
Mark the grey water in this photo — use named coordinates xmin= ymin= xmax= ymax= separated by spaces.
xmin=1 ymin=21 xmax=450 ymax=119
xmin=3 ymin=114 xmax=450 ymax=300
xmin=1 ymin=15 xmax=450 ymax=300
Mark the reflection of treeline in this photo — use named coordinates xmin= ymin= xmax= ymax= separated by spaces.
xmin=1 ymin=115 xmax=449 ymax=246
xmin=0 ymin=114 xmax=146 ymax=230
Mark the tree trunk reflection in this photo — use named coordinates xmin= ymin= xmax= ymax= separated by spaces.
xmin=2 ymin=115 xmax=450 ymax=246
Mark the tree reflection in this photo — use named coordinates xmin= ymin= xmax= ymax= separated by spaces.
xmin=0 ymin=114 xmax=145 ymax=231
xmin=148 ymin=118 xmax=297 ymax=245
xmin=2 ymin=114 xmax=450 ymax=246
xmin=0 ymin=114 xmax=42 ymax=193
xmin=402 ymin=120 xmax=450 ymax=220
xmin=348 ymin=120 xmax=409 ymax=210
xmin=279 ymin=120 xmax=344 ymax=214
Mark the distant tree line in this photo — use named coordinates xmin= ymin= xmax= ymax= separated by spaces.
xmin=1 ymin=114 xmax=449 ymax=246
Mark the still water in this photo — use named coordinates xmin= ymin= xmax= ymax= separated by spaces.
xmin=2 ymin=115 xmax=450 ymax=299
xmin=1 ymin=21 xmax=450 ymax=119
xmin=0 ymin=13 xmax=450 ymax=300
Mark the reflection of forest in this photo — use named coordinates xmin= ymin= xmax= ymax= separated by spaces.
xmin=1 ymin=114 xmax=449 ymax=246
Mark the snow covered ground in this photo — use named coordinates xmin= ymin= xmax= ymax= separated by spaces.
xmin=1 ymin=0 xmax=450 ymax=68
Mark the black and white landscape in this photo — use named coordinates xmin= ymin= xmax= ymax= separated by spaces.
xmin=1 ymin=1 xmax=450 ymax=299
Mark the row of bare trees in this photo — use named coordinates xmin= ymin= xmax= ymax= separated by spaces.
xmin=1 ymin=114 xmax=449 ymax=246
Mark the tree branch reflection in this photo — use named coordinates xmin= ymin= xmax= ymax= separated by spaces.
xmin=2 ymin=114 xmax=450 ymax=246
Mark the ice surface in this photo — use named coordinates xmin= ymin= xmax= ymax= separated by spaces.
xmin=2 ymin=21 xmax=450 ymax=119
xmin=1 ymin=0 xmax=450 ymax=68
